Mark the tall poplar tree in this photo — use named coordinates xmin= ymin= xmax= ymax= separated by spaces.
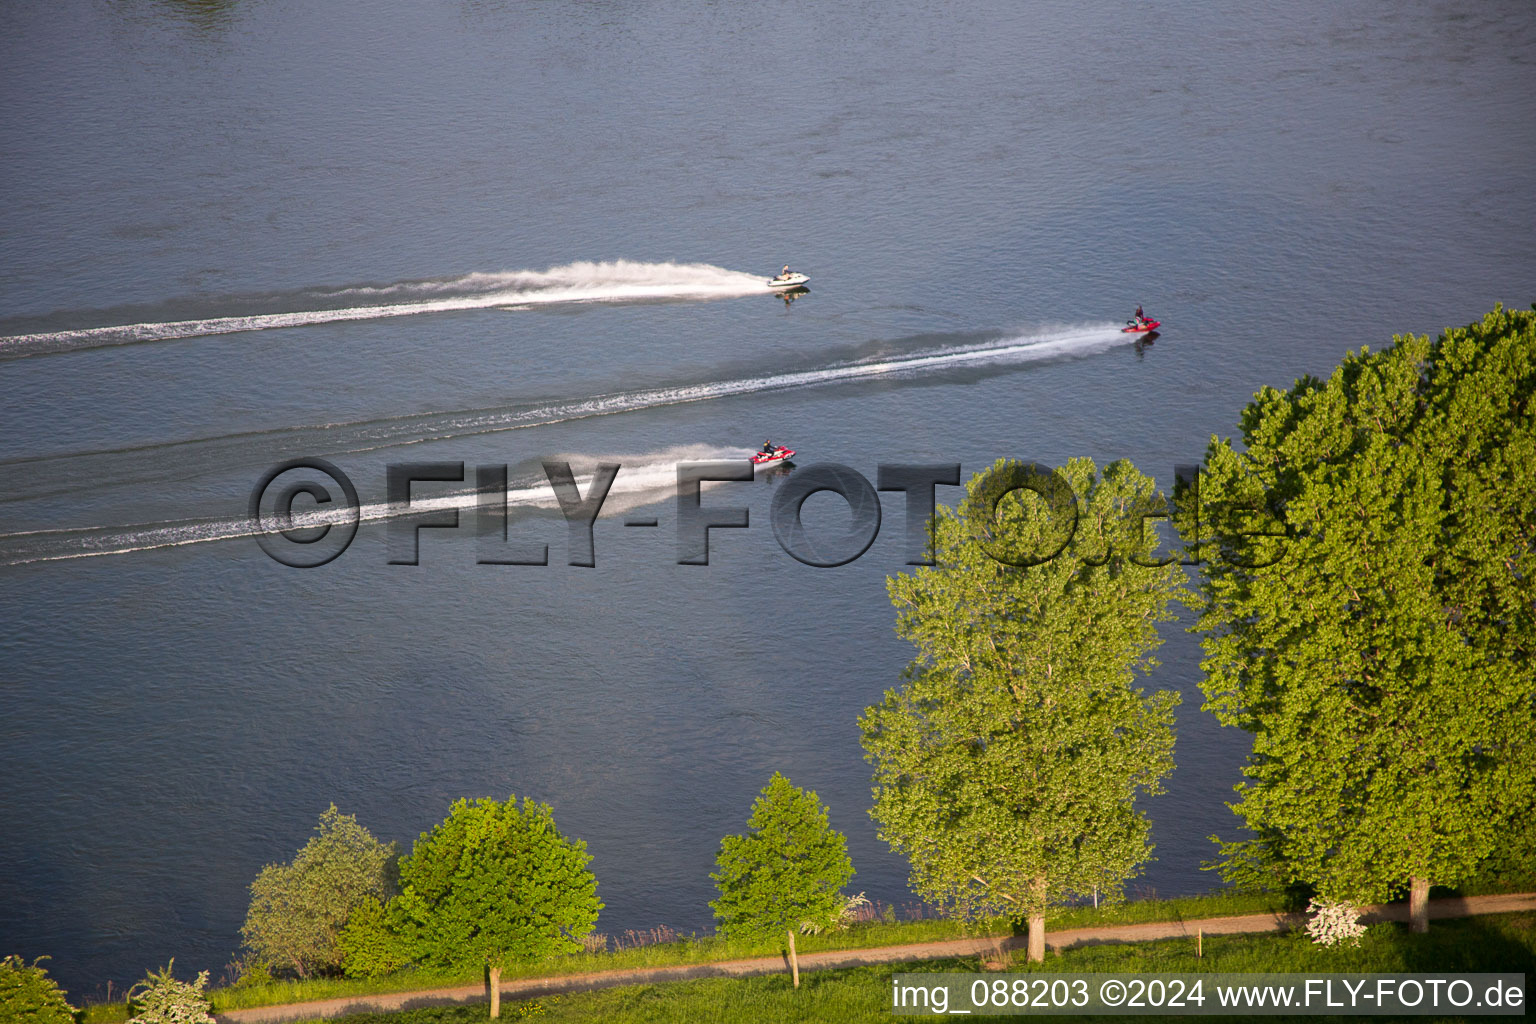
xmin=861 ymin=456 xmax=1182 ymax=961
xmin=1194 ymin=305 xmax=1536 ymax=930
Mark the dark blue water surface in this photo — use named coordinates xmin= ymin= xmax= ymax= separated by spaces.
xmin=2 ymin=0 xmax=1533 ymax=997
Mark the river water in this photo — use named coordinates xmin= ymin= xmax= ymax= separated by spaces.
xmin=1 ymin=0 xmax=1532 ymax=997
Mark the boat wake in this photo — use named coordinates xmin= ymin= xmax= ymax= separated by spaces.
xmin=0 ymin=444 xmax=739 ymax=566
xmin=0 ymin=261 xmax=771 ymax=359
xmin=0 ymin=324 xmax=1127 ymax=564
xmin=0 ymin=323 xmax=1125 ymax=509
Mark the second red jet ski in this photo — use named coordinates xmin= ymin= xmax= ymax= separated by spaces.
xmin=1123 ymin=306 xmax=1160 ymax=333
xmin=751 ymin=442 xmax=795 ymax=466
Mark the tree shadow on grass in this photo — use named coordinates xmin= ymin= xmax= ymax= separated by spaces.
xmin=1392 ymin=913 xmax=1535 ymax=973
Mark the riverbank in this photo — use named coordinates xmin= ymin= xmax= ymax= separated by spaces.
xmin=180 ymin=892 xmax=1275 ymax=1016
xmin=197 ymin=894 xmax=1534 ymax=1024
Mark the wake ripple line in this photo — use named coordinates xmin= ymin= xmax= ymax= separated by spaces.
xmin=0 ymin=261 xmax=772 ymax=358
xmin=0 ymin=325 xmax=1126 ymax=510
xmin=0 ymin=445 xmax=738 ymax=566
xmin=0 ymin=324 xmax=1126 ymax=509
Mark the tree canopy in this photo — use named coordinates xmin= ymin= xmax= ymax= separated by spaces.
xmin=1193 ymin=305 xmax=1536 ymax=922
xmin=861 ymin=456 xmax=1182 ymax=959
xmin=241 ymin=805 xmax=397 ymax=977
xmin=710 ymin=772 xmax=856 ymax=938
xmin=392 ymin=795 xmax=601 ymax=969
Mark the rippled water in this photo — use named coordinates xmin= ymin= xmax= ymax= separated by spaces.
xmin=2 ymin=0 xmax=1533 ymax=997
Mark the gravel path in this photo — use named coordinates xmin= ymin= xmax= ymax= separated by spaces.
xmin=216 ymin=893 xmax=1536 ymax=1023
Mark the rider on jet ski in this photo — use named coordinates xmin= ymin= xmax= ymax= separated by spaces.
xmin=761 ymin=439 xmax=777 ymax=455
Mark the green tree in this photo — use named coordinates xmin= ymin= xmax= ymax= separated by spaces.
xmin=861 ymin=457 xmax=1182 ymax=961
xmin=393 ymin=796 xmax=601 ymax=1018
xmin=1192 ymin=305 xmax=1536 ymax=931
xmin=710 ymin=772 xmax=856 ymax=939
xmin=127 ymin=961 xmax=214 ymax=1024
xmin=0 ymin=955 xmax=76 ymax=1024
xmin=241 ymin=805 xmax=397 ymax=977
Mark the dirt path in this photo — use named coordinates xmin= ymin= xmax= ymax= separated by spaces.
xmin=216 ymin=893 xmax=1536 ymax=1023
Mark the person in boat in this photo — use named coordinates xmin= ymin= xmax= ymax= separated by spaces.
xmin=779 ymin=265 xmax=793 ymax=280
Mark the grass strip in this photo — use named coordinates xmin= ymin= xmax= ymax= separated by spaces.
xmin=267 ymin=911 xmax=1536 ymax=1024
xmin=80 ymin=891 xmax=1288 ymax=1022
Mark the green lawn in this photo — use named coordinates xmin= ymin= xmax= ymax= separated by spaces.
xmin=247 ymin=912 xmax=1536 ymax=1024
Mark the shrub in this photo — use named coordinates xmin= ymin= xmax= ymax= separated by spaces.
xmin=224 ymin=957 xmax=272 ymax=990
xmin=710 ymin=773 xmax=855 ymax=939
xmin=241 ymin=805 xmax=397 ymax=977
xmin=127 ymin=961 xmax=214 ymax=1024
xmin=1305 ymin=899 xmax=1366 ymax=948
xmin=800 ymin=891 xmax=871 ymax=935
xmin=0 ymin=955 xmax=76 ymax=1024
xmin=337 ymin=897 xmax=412 ymax=978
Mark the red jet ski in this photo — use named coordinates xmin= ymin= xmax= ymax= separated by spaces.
xmin=751 ymin=444 xmax=795 ymax=466
xmin=1123 ymin=318 xmax=1161 ymax=333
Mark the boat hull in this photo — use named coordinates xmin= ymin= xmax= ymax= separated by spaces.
xmin=750 ymin=448 xmax=795 ymax=465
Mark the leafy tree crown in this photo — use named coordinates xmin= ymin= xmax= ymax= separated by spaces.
xmin=393 ymin=795 xmax=602 ymax=968
xmin=1193 ymin=305 xmax=1536 ymax=903
xmin=240 ymin=804 xmax=397 ymax=977
xmin=710 ymin=772 xmax=856 ymax=938
xmin=862 ymin=456 xmax=1182 ymax=921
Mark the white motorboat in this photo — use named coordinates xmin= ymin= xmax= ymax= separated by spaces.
xmin=768 ymin=271 xmax=809 ymax=289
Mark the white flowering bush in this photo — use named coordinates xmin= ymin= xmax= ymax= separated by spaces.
xmin=1305 ymin=898 xmax=1366 ymax=948
xmin=128 ymin=961 xmax=215 ymax=1024
xmin=800 ymin=891 xmax=872 ymax=935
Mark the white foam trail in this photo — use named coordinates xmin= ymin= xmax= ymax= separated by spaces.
xmin=0 ymin=325 xmax=1127 ymax=562
xmin=333 ymin=444 xmax=741 ymax=523
xmin=433 ymin=324 xmax=1125 ymax=438
xmin=0 ymin=324 xmax=1125 ymax=505
xmin=0 ymin=261 xmax=772 ymax=357
xmin=0 ymin=445 xmax=744 ymax=565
